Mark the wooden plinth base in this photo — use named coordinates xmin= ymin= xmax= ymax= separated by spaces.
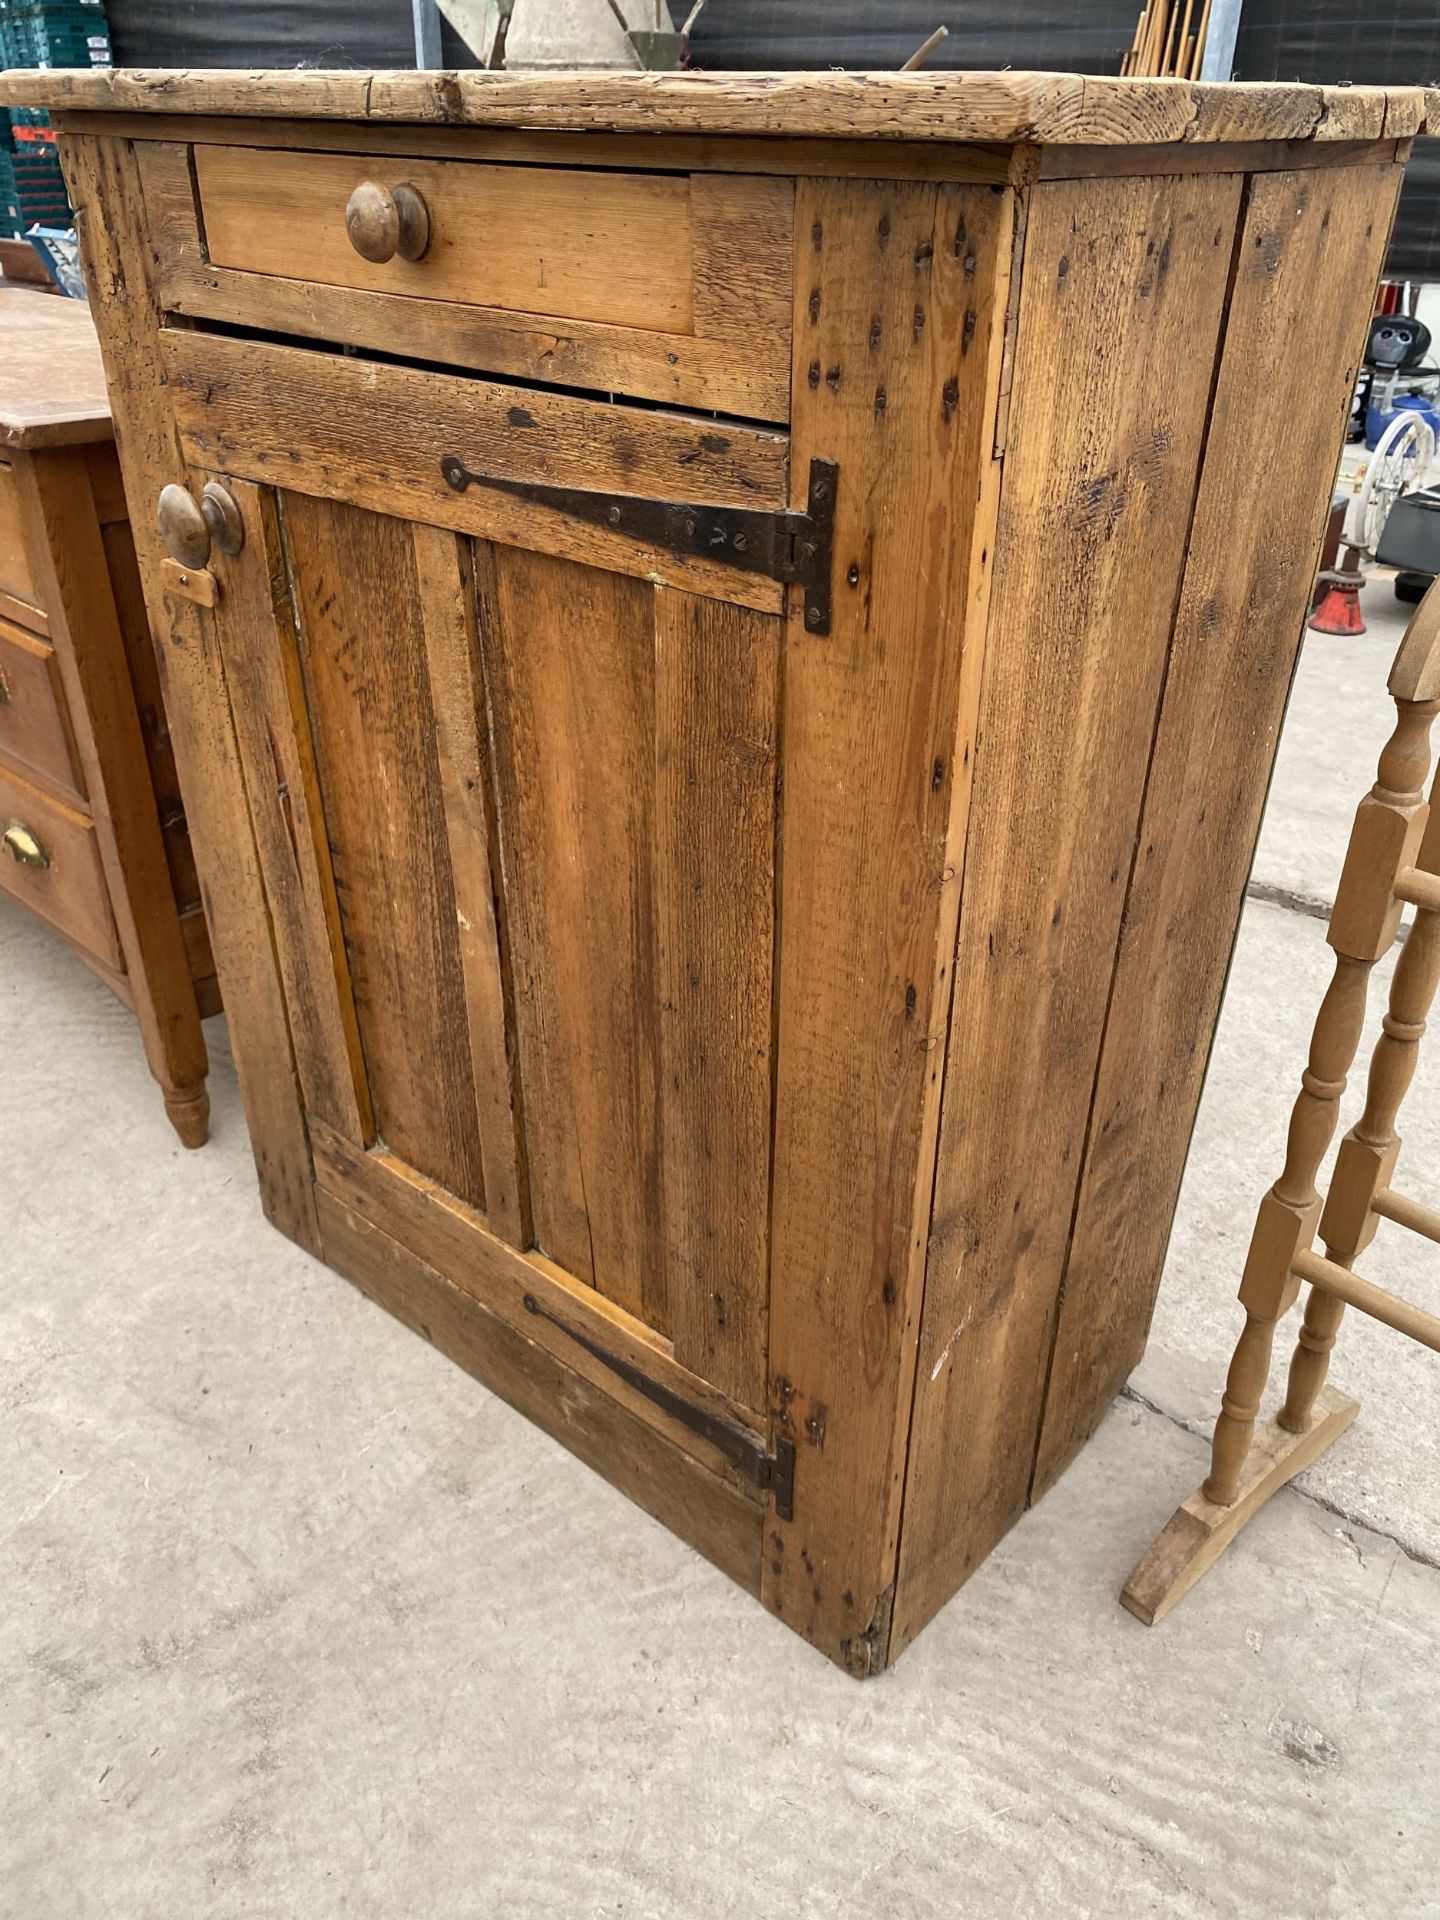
xmin=1120 ymin=1384 xmax=1360 ymax=1626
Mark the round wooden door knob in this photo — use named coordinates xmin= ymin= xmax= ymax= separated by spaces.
xmin=345 ymin=180 xmax=431 ymax=264
xmin=156 ymin=482 xmax=245 ymax=568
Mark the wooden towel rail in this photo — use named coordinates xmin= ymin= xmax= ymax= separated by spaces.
xmin=1124 ymin=583 xmax=1440 ymax=1624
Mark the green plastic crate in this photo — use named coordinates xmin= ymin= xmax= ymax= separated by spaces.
xmin=0 ymin=148 xmax=23 ymax=237
xmin=3 ymin=0 xmax=111 ymax=68
xmin=6 ymin=0 xmax=108 ymax=28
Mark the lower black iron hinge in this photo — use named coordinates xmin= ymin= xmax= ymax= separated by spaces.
xmin=440 ymin=454 xmax=838 ymax=636
xmin=522 ymin=1293 xmax=796 ymax=1519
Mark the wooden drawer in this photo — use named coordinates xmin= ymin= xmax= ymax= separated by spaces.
xmin=0 ymin=761 xmax=121 ymax=969
xmin=197 ymin=143 xmax=701 ymax=329
xmin=0 ymin=458 xmax=41 ymax=617
xmin=0 ymin=615 xmax=83 ymax=801
xmin=147 ymin=143 xmax=794 ymax=422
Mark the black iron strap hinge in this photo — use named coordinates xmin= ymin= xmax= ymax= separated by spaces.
xmin=440 ymin=454 xmax=839 ymax=636
xmin=522 ymin=1294 xmax=796 ymax=1519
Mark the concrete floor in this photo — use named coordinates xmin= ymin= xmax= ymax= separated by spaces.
xmin=4 ymin=579 xmax=1440 ymax=1918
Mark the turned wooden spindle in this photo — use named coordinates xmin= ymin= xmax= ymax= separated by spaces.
xmin=1203 ymin=953 xmax=1370 ymax=1500
xmin=1281 ymin=784 xmax=1440 ymax=1430
xmin=1203 ymin=613 xmax=1440 ymax=1504
xmin=1123 ymin=589 xmax=1440 ymax=1624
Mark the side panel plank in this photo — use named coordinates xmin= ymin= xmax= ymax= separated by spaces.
xmin=60 ymin=131 xmax=318 ymax=1248
xmin=894 ymin=170 xmax=1246 ymax=1655
xmin=1032 ymin=162 xmax=1405 ymax=1492
xmin=764 ymin=179 xmax=1012 ymax=1674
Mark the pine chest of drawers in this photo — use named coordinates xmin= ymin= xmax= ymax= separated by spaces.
xmin=6 ymin=64 xmax=1432 ymax=1672
xmin=0 ymin=285 xmax=216 ymax=1145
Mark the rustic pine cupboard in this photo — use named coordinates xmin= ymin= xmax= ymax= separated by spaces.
xmin=5 ymin=66 xmax=1433 ymax=1674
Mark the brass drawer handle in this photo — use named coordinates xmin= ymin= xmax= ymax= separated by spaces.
xmin=3 ymin=821 xmax=48 ymax=868
xmin=156 ymin=481 xmax=244 ymax=569
xmin=345 ymin=180 xmax=431 ymax=264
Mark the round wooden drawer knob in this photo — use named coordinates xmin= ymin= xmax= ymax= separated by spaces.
xmin=3 ymin=820 xmax=48 ymax=868
xmin=156 ymin=482 xmax=245 ymax=568
xmin=345 ymin=180 xmax=431 ymax=264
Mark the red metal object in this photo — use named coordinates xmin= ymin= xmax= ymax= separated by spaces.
xmin=1308 ymin=568 xmax=1367 ymax=635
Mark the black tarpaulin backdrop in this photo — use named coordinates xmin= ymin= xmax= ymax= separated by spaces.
xmin=107 ymin=0 xmax=476 ymax=70
xmin=1231 ymin=0 xmax=1440 ymax=278
xmin=105 ymin=0 xmax=1440 ymax=276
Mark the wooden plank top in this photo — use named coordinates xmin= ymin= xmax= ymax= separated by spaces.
xmin=0 ymin=285 xmax=112 ymax=448
xmin=0 ymin=67 xmax=1435 ymax=148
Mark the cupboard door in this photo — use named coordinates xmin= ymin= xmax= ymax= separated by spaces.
xmin=206 ymin=471 xmax=780 ymax=1415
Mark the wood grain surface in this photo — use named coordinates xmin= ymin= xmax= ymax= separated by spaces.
xmin=0 ymin=288 xmax=112 ymax=450
xmin=162 ymin=330 xmax=792 ymax=612
xmin=763 ymin=176 xmax=1012 ymax=1674
xmin=195 ymin=143 xmax=698 ymax=332
xmin=139 ymin=138 xmax=794 ymax=421
xmin=478 ymin=548 xmax=779 ymax=1367
xmin=283 ymin=489 xmax=487 ymax=1211
xmin=893 ymin=168 xmax=1245 ymax=1655
xmin=317 ymin=1185 xmax=765 ymax=1595
xmin=62 ymin=132 xmax=318 ymax=1240
xmin=5 ymin=67 xmax=1436 ymax=148
xmin=1032 ymin=161 xmax=1404 ymax=1496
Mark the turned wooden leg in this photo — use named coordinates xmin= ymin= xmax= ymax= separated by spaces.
xmin=1204 ymin=1313 xmax=1281 ymax=1502
xmin=1281 ymin=777 xmax=1440 ymax=1430
xmin=1198 ymin=947 xmax=1371 ymax=1505
xmin=163 ymin=1078 xmax=211 ymax=1149
xmin=1198 ymin=662 xmax=1440 ymax=1504
xmin=1279 ymin=1286 xmax=1348 ymax=1433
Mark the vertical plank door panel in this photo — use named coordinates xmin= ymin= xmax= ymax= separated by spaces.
xmin=478 ymin=545 xmax=667 ymax=1324
xmin=655 ymin=588 xmax=780 ymax=1411
xmin=413 ymin=525 xmax=528 ymax=1250
xmin=60 ymin=131 xmax=319 ymax=1248
xmin=479 ymin=548 xmax=782 ymax=1375
xmin=764 ymin=178 xmax=1013 ymax=1674
xmin=1031 ymin=161 xmax=1405 ymax=1493
xmin=283 ymin=489 xmax=486 ymax=1210
xmin=208 ymin=479 xmax=372 ymax=1148
xmin=892 ymin=169 xmax=1246 ymax=1656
